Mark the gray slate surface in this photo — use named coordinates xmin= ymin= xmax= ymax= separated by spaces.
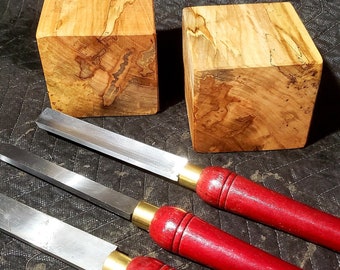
xmin=0 ymin=0 xmax=339 ymax=269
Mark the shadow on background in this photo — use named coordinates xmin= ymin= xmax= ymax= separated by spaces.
xmin=307 ymin=63 xmax=340 ymax=145
xmin=156 ymin=28 xmax=185 ymax=111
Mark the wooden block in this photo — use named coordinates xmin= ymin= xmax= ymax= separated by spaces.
xmin=182 ymin=2 xmax=322 ymax=152
xmin=36 ymin=0 xmax=158 ymax=117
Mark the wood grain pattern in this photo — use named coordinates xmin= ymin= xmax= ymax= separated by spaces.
xmin=182 ymin=2 xmax=322 ymax=152
xmin=36 ymin=0 xmax=158 ymax=117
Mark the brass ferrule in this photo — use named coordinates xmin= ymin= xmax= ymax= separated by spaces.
xmin=102 ymin=250 xmax=131 ymax=270
xmin=132 ymin=201 xmax=158 ymax=231
xmin=178 ymin=163 xmax=203 ymax=191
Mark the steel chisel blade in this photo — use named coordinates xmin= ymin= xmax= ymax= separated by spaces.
xmin=0 ymin=193 xmax=117 ymax=270
xmin=0 ymin=143 xmax=139 ymax=220
xmin=36 ymin=108 xmax=188 ymax=181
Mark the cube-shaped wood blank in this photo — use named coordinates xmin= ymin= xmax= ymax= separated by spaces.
xmin=37 ymin=0 xmax=158 ymax=117
xmin=183 ymin=2 xmax=322 ymax=152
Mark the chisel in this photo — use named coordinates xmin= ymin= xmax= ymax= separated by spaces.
xmin=0 ymin=143 xmax=300 ymax=270
xmin=0 ymin=193 xmax=174 ymax=270
xmin=36 ymin=108 xmax=340 ymax=252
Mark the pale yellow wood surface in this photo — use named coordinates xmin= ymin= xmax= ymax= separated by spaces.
xmin=183 ymin=2 xmax=322 ymax=152
xmin=37 ymin=0 xmax=158 ymax=117
xmin=36 ymin=0 xmax=155 ymax=37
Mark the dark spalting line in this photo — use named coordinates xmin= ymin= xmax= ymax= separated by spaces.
xmin=102 ymin=49 xmax=134 ymax=106
xmin=112 ymin=50 xmax=133 ymax=82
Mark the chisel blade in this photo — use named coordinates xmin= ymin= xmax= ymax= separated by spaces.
xmin=0 ymin=143 xmax=139 ymax=220
xmin=0 ymin=193 xmax=117 ymax=270
xmin=36 ymin=108 xmax=188 ymax=181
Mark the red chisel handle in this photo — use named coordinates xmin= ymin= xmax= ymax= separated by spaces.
xmin=195 ymin=166 xmax=340 ymax=251
xmin=149 ymin=206 xmax=300 ymax=270
xmin=128 ymin=257 xmax=175 ymax=270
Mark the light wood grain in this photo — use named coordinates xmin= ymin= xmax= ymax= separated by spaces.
xmin=183 ymin=2 xmax=322 ymax=152
xmin=37 ymin=0 xmax=158 ymax=117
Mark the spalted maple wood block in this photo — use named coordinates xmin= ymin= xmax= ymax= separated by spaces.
xmin=182 ymin=2 xmax=322 ymax=152
xmin=36 ymin=0 xmax=158 ymax=117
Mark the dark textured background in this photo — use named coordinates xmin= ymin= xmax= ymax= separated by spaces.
xmin=0 ymin=0 xmax=339 ymax=269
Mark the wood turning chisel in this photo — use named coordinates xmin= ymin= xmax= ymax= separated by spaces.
xmin=0 ymin=143 xmax=300 ymax=270
xmin=36 ymin=108 xmax=340 ymax=252
xmin=0 ymin=193 xmax=174 ymax=270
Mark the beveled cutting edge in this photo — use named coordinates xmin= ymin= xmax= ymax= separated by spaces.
xmin=36 ymin=108 xmax=188 ymax=182
xmin=0 ymin=193 xmax=117 ymax=270
xmin=0 ymin=143 xmax=138 ymax=220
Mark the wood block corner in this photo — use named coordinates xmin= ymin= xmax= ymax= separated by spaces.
xmin=36 ymin=0 xmax=158 ymax=117
xmin=182 ymin=2 xmax=322 ymax=152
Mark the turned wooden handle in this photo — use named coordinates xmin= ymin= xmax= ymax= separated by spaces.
xmin=127 ymin=257 xmax=175 ymax=270
xmin=149 ymin=206 xmax=300 ymax=270
xmin=196 ymin=166 xmax=340 ymax=251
